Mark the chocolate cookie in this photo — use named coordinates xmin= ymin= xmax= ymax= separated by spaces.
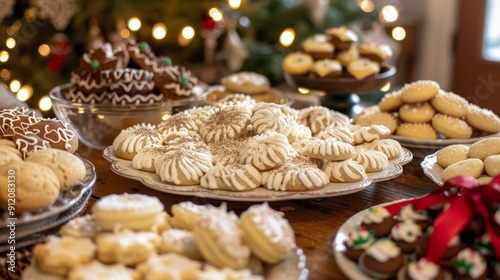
xmin=101 ymin=68 xmax=163 ymax=105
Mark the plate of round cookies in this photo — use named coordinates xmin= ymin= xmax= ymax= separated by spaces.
xmin=421 ymin=136 xmax=500 ymax=186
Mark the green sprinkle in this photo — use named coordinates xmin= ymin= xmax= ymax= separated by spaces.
xmin=139 ymin=42 xmax=150 ymax=52
xmin=161 ymin=56 xmax=172 ymax=66
xmin=90 ymin=60 xmax=100 ymax=70
xmin=181 ymin=74 xmax=188 ymax=85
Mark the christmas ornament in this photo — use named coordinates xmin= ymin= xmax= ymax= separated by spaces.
xmin=46 ymin=33 xmax=71 ymax=73
xmin=223 ymin=27 xmax=249 ymax=71
xmin=30 ymin=0 xmax=77 ymax=30
xmin=0 ymin=0 xmax=16 ymax=23
xmin=303 ymin=0 xmax=329 ymax=27
xmin=200 ymin=14 xmax=225 ymax=64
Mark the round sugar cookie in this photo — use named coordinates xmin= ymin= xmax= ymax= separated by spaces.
xmin=91 ymin=193 xmax=164 ymax=231
xmin=378 ymin=90 xmax=403 ymax=112
xmin=465 ymin=104 xmax=500 ymax=133
xmin=436 ymin=144 xmax=470 ymax=168
xmin=281 ymin=52 xmax=314 ymax=75
xmin=432 ymin=114 xmax=472 ymax=139
xmin=222 ymin=72 xmax=271 ymax=95
xmin=400 ymin=80 xmax=440 ymax=103
xmin=484 ymin=155 xmax=500 ymax=177
xmin=399 ymin=102 xmax=435 ymax=123
xmin=468 ymin=137 xmax=500 ymax=160
xmin=430 ymin=90 xmax=469 ymax=118
xmin=396 ymin=123 xmax=438 ymax=140
xmin=441 ymin=158 xmax=484 ymax=182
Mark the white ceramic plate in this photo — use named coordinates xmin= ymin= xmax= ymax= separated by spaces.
xmin=388 ymin=133 xmax=499 ymax=150
xmin=333 ymin=200 xmax=410 ymax=280
xmin=0 ymin=157 xmax=96 ymax=230
xmin=103 ymin=147 xmax=412 ymax=202
xmin=420 ymin=150 xmax=445 ymax=186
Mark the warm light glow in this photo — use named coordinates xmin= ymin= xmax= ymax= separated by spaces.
xmin=38 ymin=44 xmax=50 ymax=56
xmin=209 ymin=8 xmax=223 ymax=22
xmin=152 ymin=23 xmax=167 ymax=40
xmin=6 ymin=38 xmax=16 ymax=49
xmin=127 ymin=17 xmax=142 ymax=31
xmin=162 ymin=113 xmax=171 ymax=121
xmin=17 ymin=85 xmax=33 ymax=101
xmin=97 ymin=115 xmax=105 ymax=120
xmin=392 ymin=26 xmax=406 ymax=41
xmin=380 ymin=82 xmax=391 ymax=92
xmin=39 ymin=96 xmax=52 ymax=111
xmin=279 ymin=28 xmax=295 ymax=47
xmin=10 ymin=80 xmax=21 ymax=92
xmin=0 ymin=51 xmax=8 ymax=62
xmin=380 ymin=5 xmax=399 ymax=23
xmin=359 ymin=0 xmax=375 ymax=13
xmin=182 ymin=26 xmax=195 ymax=39
xmin=228 ymin=0 xmax=241 ymax=9
xmin=298 ymin=87 xmax=310 ymax=94
xmin=0 ymin=69 xmax=11 ymax=80
xmin=120 ymin=29 xmax=131 ymax=38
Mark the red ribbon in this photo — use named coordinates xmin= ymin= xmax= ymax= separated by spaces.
xmin=383 ymin=175 xmax=500 ymax=263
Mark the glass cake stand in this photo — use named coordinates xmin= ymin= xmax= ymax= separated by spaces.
xmin=284 ymin=65 xmax=396 ymax=116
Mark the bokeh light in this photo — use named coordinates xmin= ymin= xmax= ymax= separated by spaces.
xmin=6 ymin=38 xmax=16 ymax=49
xmin=0 ymin=51 xmax=9 ymax=62
xmin=392 ymin=26 xmax=406 ymax=41
xmin=152 ymin=23 xmax=167 ymax=40
xmin=279 ymin=28 xmax=295 ymax=47
xmin=38 ymin=44 xmax=50 ymax=56
xmin=17 ymin=85 xmax=33 ymax=101
xmin=359 ymin=0 xmax=375 ymax=13
xmin=380 ymin=5 xmax=399 ymax=23
xmin=380 ymin=82 xmax=391 ymax=92
xmin=39 ymin=96 xmax=52 ymax=111
xmin=10 ymin=80 xmax=21 ymax=92
xmin=127 ymin=17 xmax=142 ymax=31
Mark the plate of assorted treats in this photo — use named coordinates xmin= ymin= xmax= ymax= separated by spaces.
xmin=104 ymin=101 xmax=413 ymax=201
xmin=421 ymin=136 xmax=500 ymax=186
xmin=21 ymin=193 xmax=308 ymax=280
xmin=352 ymin=79 xmax=500 ymax=149
xmin=0 ymin=108 xmax=95 ymax=248
xmin=334 ymin=175 xmax=500 ymax=280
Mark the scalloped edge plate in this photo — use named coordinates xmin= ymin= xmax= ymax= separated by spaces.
xmin=421 ymin=150 xmax=445 ymax=186
xmin=388 ymin=133 xmax=499 ymax=150
xmin=103 ymin=147 xmax=412 ymax=202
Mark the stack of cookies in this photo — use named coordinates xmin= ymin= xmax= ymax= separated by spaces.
xmin=354 ymin=80 xmax=500 ymax=139
xmin=282 ymin=26 xmax=393 ymax=80
xmin=111 ymin=102 xmax=403 ymax=192
xmin=22 ymin=193 xmax=297 ymax=279
xmin=66 ymin=40 xmax=202 ymax=105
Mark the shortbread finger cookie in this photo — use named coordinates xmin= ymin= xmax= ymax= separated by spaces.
xmin=378 ymin=90 xmax=403 ymax=112
xmin=0 ymin=161 xmax=60 ymax=213
xmin=399 ymin=102 xmax=435 ymax=123
xmin=362 ymin=139 xmax=402 ymax=160
xmin=60 ymin=214 xmax=100 ymax=239
xmin=484 ymin=155 xmax=500 ymax=177
xmin=317 ymin=126 xmax=354 ymax=144
xmin=136 ymin=253 xmax=202 ymax=280
xmin=113 ymin=123 xmax=163 ymax=160
xmin=240 ymin=203 xmax=296 ymax=264
xmin=302 ymin=138 xmax=355 ymax=161
xmin=91 ymin=193 xmax=164 ymax=231
xmin=465 ymin=104 xmax=500 ymax=133
xmin=400 ymin=80 xmax=439 ymax=103
xmin=200 ymin=104 xmax=252 ymax=143
xmin=160 ymin=229 xmax=203 ymax=260
xmin=193 ymin=210 xmax=250 ymax=269
xmin=200 ymin=163 xmax=261 ymax=191
xmin=352 ymin=125 xmax=391 ymax=145
xmin=442 ymin=158 xmax=484 ymax=181
xmin=322 ymin=159 xmax=367 ymax=183
xmin=430 ymin=90 xmax=469 ymax=118
xmin=436 ymin=144 xmax=470 ymax=168
xmin=238 ymin=131 xmax=293 ymax=171
xmin=33 ymin=236 xmax=95 ymax=277
xmin=432 ymin=114 xmax=473 ymax=139
xmin=261 ymin=156 xmax=329 ymax=191
xmin=26 ymin=149 xmax=86 ymax=192
xmin=396 ymin=122 xmax=438 ymax=140
xmin=155 ymin=148 xmax=213 ymax=185
xmin=353 ymin=148 xmax=389 ymax=173
xmin=68 ymin=260 xmax=139 ymax=280
xmin=95 ymin=230 xmax=161 ymax=266
xmin=468 ymin=137 xmax=500 ymax=160
xmin=170 ymin=202 xmax=224 ymax=230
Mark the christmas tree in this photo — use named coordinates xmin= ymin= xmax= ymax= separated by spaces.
xmin=0 ymin=0 xmax=382 ymax=116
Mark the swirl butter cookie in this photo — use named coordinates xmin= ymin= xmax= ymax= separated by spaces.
xmin=208 ymin=138 xmax=247 ymax=165
xmin=430 ymin=90 xmax=469 ymax=118
xmin=132 ymin=145 xmax=170 ymax=172
xmin=239 ymin=132 xmax=293 ymax=171
xmin=200 ymin=104 xmax=251 ymax=143
xmin=432 ymin=114 xmax=473 ymax=139
xmin=322 ymin=159 xmax=367 ymax=183
xmin=465 ymin=104 xmax=500 ymax=133
xmin=302 ymin=138 xmax=355 ymax=161
xmin=298 ymin=106 xmax=349 ymax=134
xmin=400 ymin=80 xmax=440 ymax=103
xmin=155 ymin=148 xmax=213 ymax=185
xmin=170 ymin=202 xmax=224 ymax=230
xmin=396 ymin=123 xmax=438 ymax=140
xmin=362 ymin=139 xmax=402 ymax=160
xmin=399 ymin=102 xmax=435 ymax=123
xmin=468 ymin=137 xmax=500 ymax=160
xmin=200 ymin=163 xmax=261 ymax=191
xmin=113 ymin=123 xmax=163 ymax=160
xmin=352 ymin=125 xmax=391 ymax=145
xmin=436 ymin=144 xmax=470 ymax=168
xmin=353 ymin=148 xmax=389 ymax=173
xmin=442 ymin=158 xmax=484 ymax=181
xmin=317 ymin=126 xmax=355 ymax=144
xmin=91 ymin=193 xmax=165 ymax=231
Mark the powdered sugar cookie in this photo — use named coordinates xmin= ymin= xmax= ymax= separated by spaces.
xmin=378 ymin=90 xmax=403 ymax=112
xmin=399 ymin=102 xmax=435 ymax=123
xmin=465 ymin=104 xmax=500 ymax=133
xmin=400 ymin=80 xmax=439 ymax=103
xmin=430 ymin=90 xmax=469 ymax=118
xmin=432 ymin=114 xmax=473 ymax=139
xmin=396 ymin=122 xmax=438 ymax=140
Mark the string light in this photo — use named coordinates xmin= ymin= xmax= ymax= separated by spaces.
xmin=17 ymin=85 xmax=33 ymax=101
xmin=279 ymin=28 xmax=295 ymax=47
xmin=120 ymin=29 xmax=131 ymax=39
xmin=152 ymin=23 xmax=167 ymax=40
xmin=0 ymin=51 xmax=9 ymax=62
xmin=359 ymin=0 xmax=375 ymax=13
xmin=298 ymin=87 xmax=310 ymax=94
xmin=10 ymin=80 xmax=21 ymax=92
xmin=239 ymin=16 xmax=250 ymax=27
xmin=380 ymin=5 xmax=399 ymax=23
xmin=392 ymin=26 xmax=406 ymax=41
xmin=380 ymin=82 xmax=391 ymax=92
xmin=179 ymin=26 xmax=195 ymax=46
xmin=209 ymin=8 xmax=223 ymax=22
xmin=228 ymin=0 xmax=241 ymax=9
xmin=38 ymin=44 xmax=50 ymax=56
xmin=6 ymin=38 xmax=16 ymax=49
xmin=39 ymin=96 xmax=52 ymax=111
xmin=127 ymin=17 xmax=142 ymax=31
xmin=0 ymin=69 xmax=11 ymax=80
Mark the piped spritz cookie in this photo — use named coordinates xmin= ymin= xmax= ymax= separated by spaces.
xmin=352 ymin=125 xmax=391 ymax=145
xmin=302 ymin=138 xmax=355 ymax=161
xmin=362 ymin=139 xmax=402 ymax=160
xmin=251 ymin=104 xmax=300 ymax=142
xmin=238 ymin=131 xmax=293 ymax=171
xmin=200 ymin=104 xmax=252 ymax=143
xmin=239 ymin=203 xmax=296 ymax=264
xmin=297 ymin=106 xmax=349 ymax=134
xmin=353 ymin=148 xmax=389 ymax=173
xmin=154 ymin=148 xmax=213 ymax=185
xmin=113 ymin=123 xmax=163 ymax=160
xmin=193 ymin=210 xmax=250 ymax=269
xmin=200 ymin=163 xmax=261 ymax=191
xmin=132 ymin=145 xmax=170 ymax=172
xmin=157 ymin=111 xmax=201 ymax=137
xmin=322 ymin=159 xmax=367 ymax=183
xmin=317 ymin=126 xmax=354 ymax=144
xmin=261 ymin=156 xmax=329 ymax=191
xmin=91 ymin=193 xmax=164 ymax=231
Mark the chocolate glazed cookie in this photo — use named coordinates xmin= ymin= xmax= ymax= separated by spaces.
xmin=101 ymin=68 xmax=163 ymax=105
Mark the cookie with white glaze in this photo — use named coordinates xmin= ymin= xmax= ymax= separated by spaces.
xmin=322 ymin=159 xmax=367 ymax=183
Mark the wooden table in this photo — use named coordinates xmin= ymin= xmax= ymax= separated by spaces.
xmin=77 ymin=144 xmax=438 ymax=280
